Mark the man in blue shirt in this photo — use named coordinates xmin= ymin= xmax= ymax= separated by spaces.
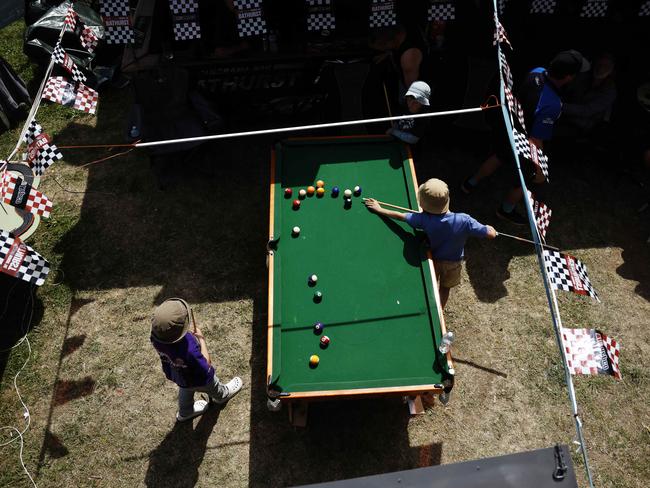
xmin=151 ymin=298 xmax=243 ymax=422
xmin=365 ymin=179 xmax=496 ymax=308
xmin=462 ymin=50 xmax=590 ymax=225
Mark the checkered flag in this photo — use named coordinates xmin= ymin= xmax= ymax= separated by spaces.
xmin=428 ymin=1 xmax=455 ymax=21
xmin=0 ymin=230 xmax=50 ymax=286
xmin=234 ymin=0 xmax=267 ymax=38
xmin=1 ymin=172 xmax=53 ymax=219
xmin=100 ymin=0 xmax=135 ymax=44
xmin=639 ymin=0 xmax=650 ymax=16
xmin=369 ymin=0 xmax=397 ymax=28
xmin=499 ymin=49 xmax=513 ymax=90
xmin=543 ymin=250 xmax=600 ymax=301
xmin=561 ymin=328 xmax=621 ymax=379
xmin=504 ymin=85 xmax=526 ymax=130
xmin=64 ymin=6 xmax=78 ymax=31
xmin=22 ymin=120 xmax=63 ymax=176
xmin=493 ymin=17 xmax=512 ymax=49
xmin=168 ymin=0 xmax=201 ymax=40
xmin=52 ymin=43 xmax=87 ymax=83
xmin=580 ymin=0 xmax=608 ymax=17
xmin=80 ymin=26 xmax=100 ymax=53
xmin=527 ymin=191 xmax=552 ymax=241
xmin=74 ymin=83 xmax=99 ymax=114
xmin=306 ymin=0 xmax=335 ymax=32
xmin=530 ymin=0 xmax=557 ymax=14
xmin=512 ymin=127 xmax=549 ymax=182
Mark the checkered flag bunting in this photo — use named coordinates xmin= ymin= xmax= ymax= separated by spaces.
xmin=513 ymin=128 xmax=549 ymax=182
xmin=22 ymin=120 xmax=63 ymax=175
xmin=527 ymin=191 xmax=552 ymax=241
xmin=543 ymin=250 xmax=600 ymax=301
xmin=504 ymin=85 xmax=526 ymax=130
xmin=80 ymin=26 xmax=100 ymax=53
xmin=64 ymin=6 xmax=78 ymax=31
xmin=100 ymin=0 xmax=135 ymax=44
xmin=52 ymin=43 xmax=87 ymax=83
xmin=530 ymin=0 xmax=557 ymax=14
xmin=74 ymin=83 xmax=99 ymax=114
xmin=428 ymin=1 xmax=456 ymax=21
xmin=169 ymin=0 xmax=201 ymax=40
xmin=639 ymin=0 xmax=650 ymax=16
xmin=561 ymin=328 xmax=621 ymax=379
xmin=493 ymin=17 xmax=512 ymax=49
xmin=306 ymin=0 xmax=335 ymax=31
xmin=234 ymin=0 xmax=267 ymax=37
xmin=499 ymin=49 xmax=513 ymax=90
xmin=42 ymin=77 xmax=98 ymax=115
xmin=1 ymin=171 xmax=53 ymax=219
xmin=369 ymin=0 xmax=397 ymax=28
xmin=580 ymin=0 xmax=608 ymax=17
xmin=0 ymin=230 xmax=50 ymax=286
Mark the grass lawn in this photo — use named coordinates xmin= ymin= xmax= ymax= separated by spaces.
xmin=1 ymin=19 xmax=650 ymax=488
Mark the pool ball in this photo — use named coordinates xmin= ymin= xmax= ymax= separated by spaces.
xmin=292 ymin=226 xmax=300 ymax=236
xmin=293 ymin=199 xmax=301 ymax=209
xmin=309 ymin=354 xmax=320 ymax=367
xmin=307 ymin=186 xmax=316 ymax=196
xmin=309 ymin=274 xmax=318 ymax=284
xmin=314 ymin=291 xmax=323 ymax=302
xmin=316 ymin=187 xmax=325 ymax=197
xmin=331 ymin=187 xmax=340 ymax=197
xmin=354 ymin=186 xmax=362 ymax=196
xmin=298 ymin=189 xmax=307 ymax=199
xmin=284 ymin=188 xmax=292 ymax=198
xmin=343 ymin=189 xmax=352 ymax=198
xmin=343 ymin=197 xmax=352 ymax=209
xmin=313 ymin=322 xmax=324 ymax=333
xmin=320 ymin=336 xmax=330 ymax=347
xmin=316 ymin=180 xmax=325 ymax=188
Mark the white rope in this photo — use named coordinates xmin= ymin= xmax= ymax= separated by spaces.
xmin=134 ymin=106 xmax=489 ymax=149
xmin=492 ymin=2 xmax=595 ymax=486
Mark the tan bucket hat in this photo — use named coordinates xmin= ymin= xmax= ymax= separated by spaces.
xmin=418 ymin=178 xmax=449 ymax=214
xmin=151 ymin=298 xmax=194 ymax=343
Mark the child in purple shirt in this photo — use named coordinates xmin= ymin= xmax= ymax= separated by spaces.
xmin=364 ymin=178 xmax=496 ymax=308
xmin=151 ymin=298 xmax=242 ymax=422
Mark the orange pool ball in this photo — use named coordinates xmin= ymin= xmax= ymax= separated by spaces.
xmin=316 ymin=187 xmax=325 ymax=197
xmin=316 ymin=180 xmax=325 ymax=188
xmin=307 ymin=186 xmax=316 ymax=196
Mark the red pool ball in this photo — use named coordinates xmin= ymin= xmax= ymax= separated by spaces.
xmin=320 ymin=336 xmax=330 ymax=347
xmin=284 ymin=188 xmax=293 ymax=198
xmin=293 ymin=199 xmax=301 ymax=209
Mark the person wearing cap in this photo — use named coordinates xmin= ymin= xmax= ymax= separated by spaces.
xmin=462 ymin=50 xmax=590 ymax=225
xmin=387 ymin=81 xmax=431 ymax=145
xmin=151 ymin=298 xmax=242 ymax=422
xmin=364 ymin=179 xmax=496 ymax=308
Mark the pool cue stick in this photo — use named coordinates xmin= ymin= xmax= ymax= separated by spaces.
xmin=363 ymin=198 xmax=415 ymax=213
xmin=496 ymin=232 xmax=560 ymax=252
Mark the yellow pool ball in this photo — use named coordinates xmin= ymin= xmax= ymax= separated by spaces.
xmin=309 ymin=354 xmax=320 ymax=367
xmin=316 ymin=180 xmax=325 ymax=188
xmin=316 ymin=187 xmax=325 ymax=197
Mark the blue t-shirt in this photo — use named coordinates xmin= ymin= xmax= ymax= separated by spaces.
xmin=519 ymin=68 xmax=562 ymax=141
xmin=405 ymin=211 xmax=489 ymax=261
xmin=151 ymin=333 xmax=214 ymax=388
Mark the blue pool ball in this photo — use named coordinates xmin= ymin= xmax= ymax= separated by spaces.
xmin=354 ymin=186 xmax=362 ymax=196
xmin=314 ymin=322 xmax=324 ymax=334
xmin=331 ymin=186 xmax=340 ymax=197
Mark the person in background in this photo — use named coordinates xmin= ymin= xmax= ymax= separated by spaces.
xmin=387 ymin=81 xmax=431 ymax=145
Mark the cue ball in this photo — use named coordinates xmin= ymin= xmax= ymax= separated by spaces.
xmin=292 ymin=226 xmax=300 ymax=236
xmin=284 ymin=188 xmax=292 ymax=198
xmin=309 ymin=355 xmax=320 ymax=367
xmin=320 ymin=336 xmax=330 ymax=347
xmin=298 ymin=189 xmax=307 ymax=198
xmin=307 ymin=186 xmax=316 ymax=196
xmin=313 ymin=322 xmax=324 ymax=333
xmin=354 ymin=186 xmax=362 ymax=196
xmin=293 ymin=199 xmax=301 ymax=208
xmin=343 ymin=189 xmax=352 ymax=198
xmin=316 ymin=187 xmax=325 ymax=197
xmin=316 ymin=180 xmax=325 ymax=188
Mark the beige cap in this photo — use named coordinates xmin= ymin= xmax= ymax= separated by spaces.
xmin=418 ymin=178 xmax=449 ymax=214
xmin=151 ymin=298 xmax=193 ymax=343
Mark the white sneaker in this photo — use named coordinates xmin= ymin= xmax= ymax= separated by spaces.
xmin=176 ymin=399 xmax=209 ymax=422
xmin=212 ymin=377 xmax=243 ymax=404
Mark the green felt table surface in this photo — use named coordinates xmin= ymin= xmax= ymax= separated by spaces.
xmin=268 ymin=137 xmax=451 ymax=395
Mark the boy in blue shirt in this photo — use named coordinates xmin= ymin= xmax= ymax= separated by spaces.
xmin=364 ymin=179 xmax=496 ymax=308
xmin=151 ymin=298 xmax=242 ymax=422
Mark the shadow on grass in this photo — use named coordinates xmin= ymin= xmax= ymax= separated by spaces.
xmin=144 ymin=407 xmax=222 ymax=488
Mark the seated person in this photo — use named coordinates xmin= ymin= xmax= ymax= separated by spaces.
xmin=387 ymin=81 xmax=430 ymax=145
